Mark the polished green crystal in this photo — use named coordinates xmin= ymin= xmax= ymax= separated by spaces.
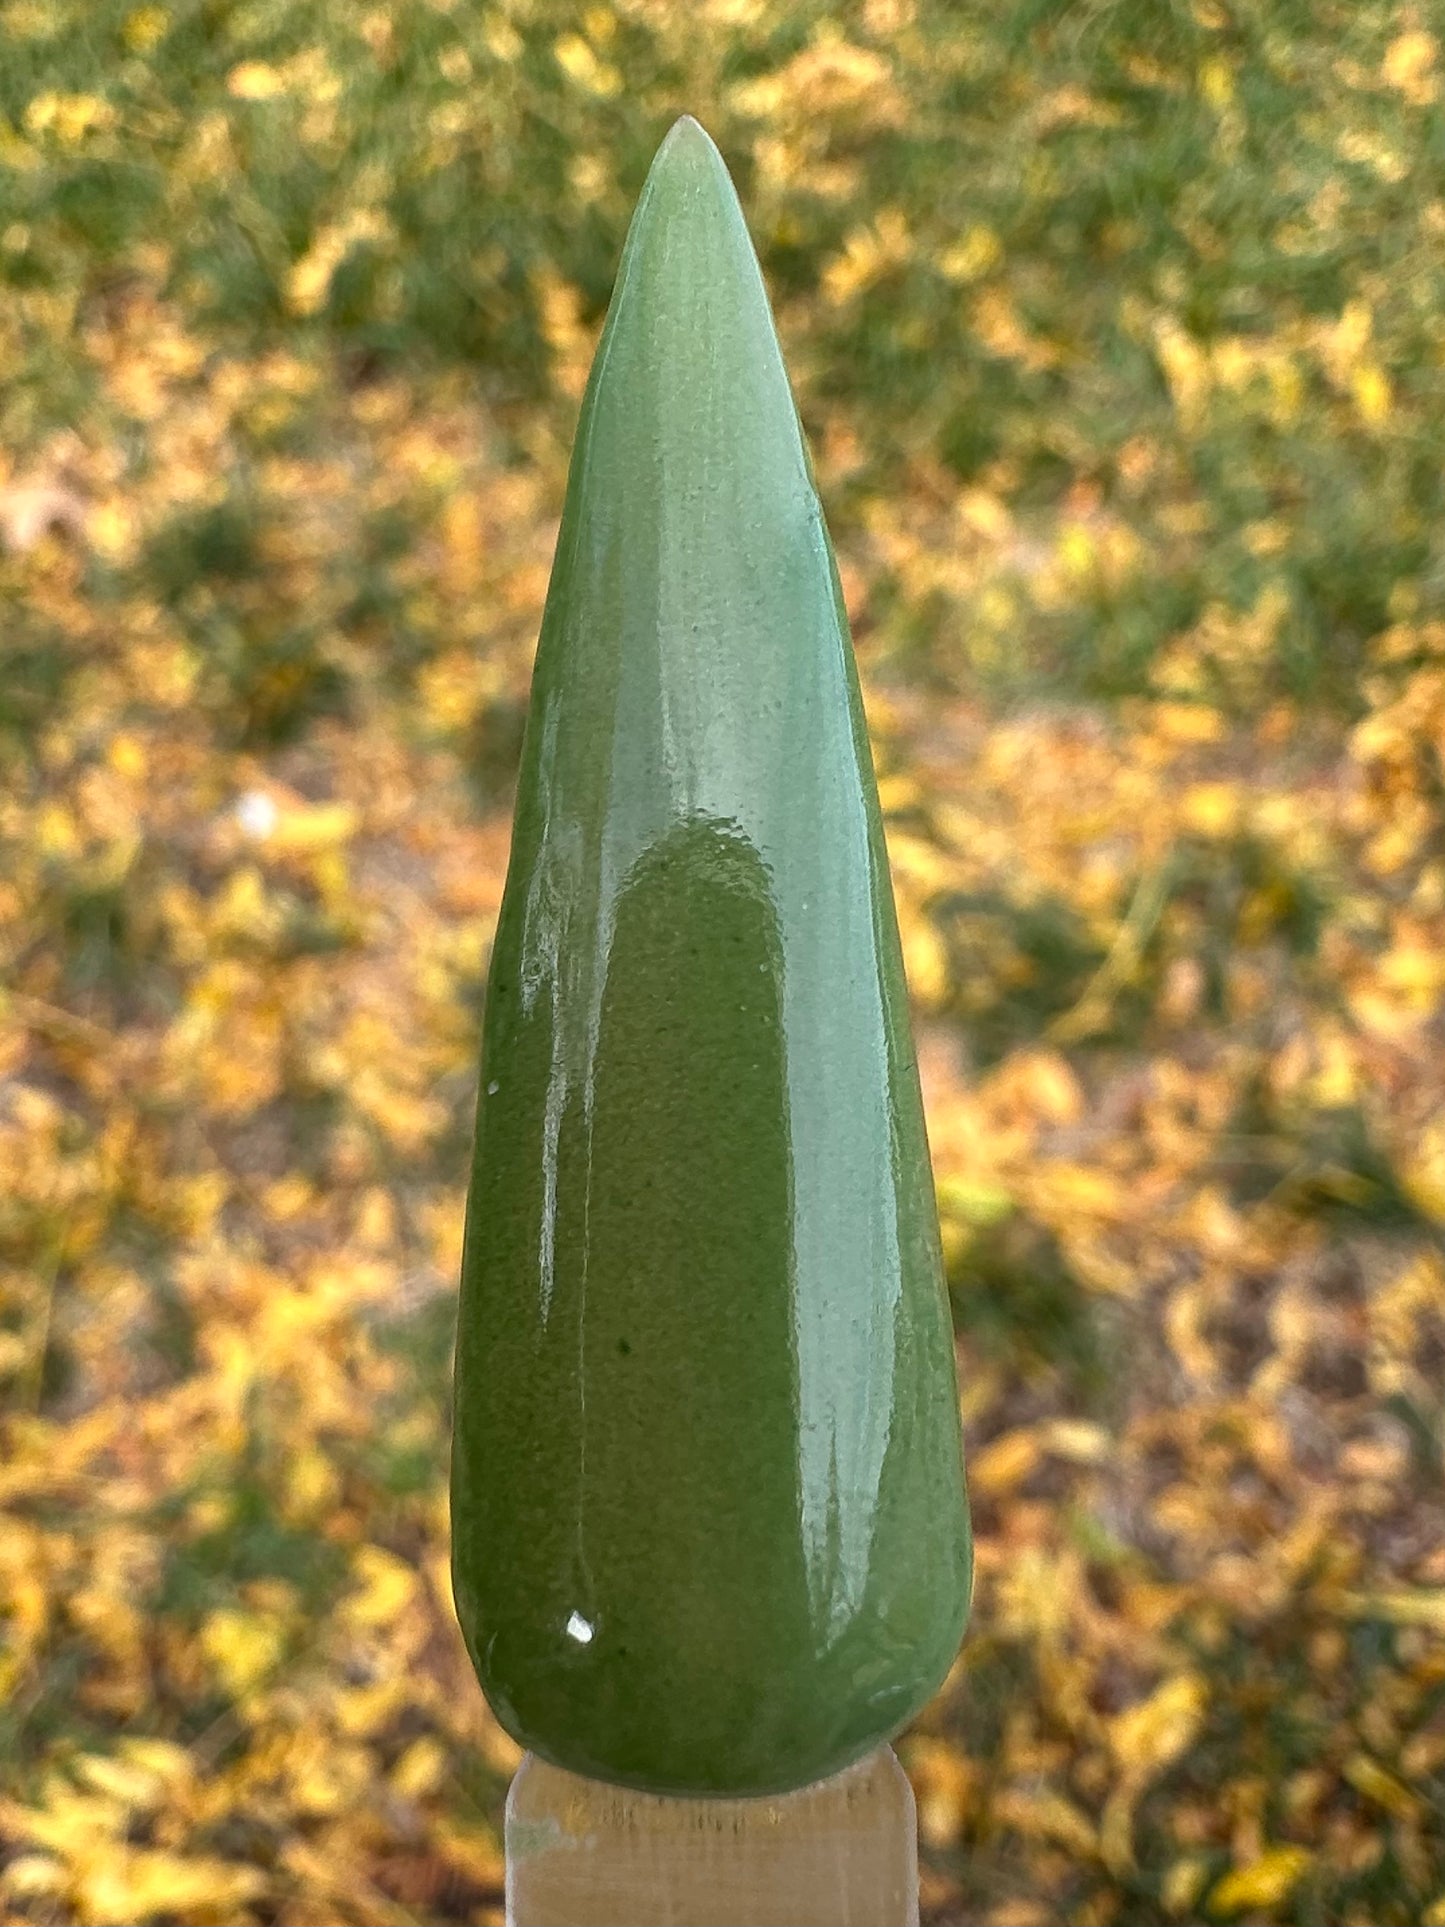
xmin=451 ymin=116 xmax=970 ymax=1797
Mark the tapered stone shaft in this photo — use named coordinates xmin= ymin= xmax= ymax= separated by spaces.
xmin=451 ymin=116 xmax=970 ymax=1796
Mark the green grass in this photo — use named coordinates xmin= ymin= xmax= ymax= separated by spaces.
xmin=4 ymin=2 xmax=1443 ymax=709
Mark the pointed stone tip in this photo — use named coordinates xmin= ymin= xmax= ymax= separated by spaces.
xmin=619 ymin=116 xmax=747 ymax=266
xmin=661 ymin=114 xmax=717 ymax=156
xmin=648 ymin=113 xmax=731 ymax=192
xmin=629 ymin=116 xmax=750 ymax=260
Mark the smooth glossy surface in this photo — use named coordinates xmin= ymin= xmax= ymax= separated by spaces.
xmin=451 ymin=116 xmax=970 ymax=1796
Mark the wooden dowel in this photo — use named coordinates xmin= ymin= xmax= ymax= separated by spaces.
xmin=505 ymin=1745 xmax=919 ymax=1927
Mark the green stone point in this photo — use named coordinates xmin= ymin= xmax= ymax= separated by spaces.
xmin=450 ymin=114 xmax=971 ymax=1797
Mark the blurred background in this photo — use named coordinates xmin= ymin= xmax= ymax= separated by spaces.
xmin=2 ymin=2 xmax=1445 ymax=1922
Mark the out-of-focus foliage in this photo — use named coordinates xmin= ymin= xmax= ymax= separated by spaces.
xmin=2 ymin=1 xmax=1444 ymax=1922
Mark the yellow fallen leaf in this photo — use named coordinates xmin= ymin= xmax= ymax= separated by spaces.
xmin=342 ymin=1545 xmax=418 ymax=1628
xmin=900 ymin=913 xmax=950 ymax=1008
xmin=1163 ymin=1854 xmax=1209 ymax=1917
xmin=1099 ymin=1785 xmax=1137 ymax=1875
xmin=122 ymin=6 xmax=168 ymax=52
xmin=71 ymin=1753 xmax=165 ymax=1810
xmin=328 ymin=1679 xmax=405 ymax=1747
xmin=79 ymin=1848 xmax=264 ymax=1924
xmin=24 ymin=92 xmax=116 ymax=141
xmin=287 ymin=217 xmax=390 ymax=318
xmin=1109 ymin=1674 xmax=1206 ymax=1782
xmin=969 ymin=1428 xmax=1042 ymax=1497
xmin=227 ymin=60 xmax=284 ymax=98
xmin=553 ymin=33 xmax=622 ymax=97
xmin=117 ymin=1738 xmax=194 ymax=1788
xmin=995 ymin=1787 xmax=1097 ymax=1857
xmin=1343 ymin=1752 xmax=1425 ymax=1820
xmin=1209 ymin=1846 xmax=1311 ymax=1916
xmin=995 ymin=1546 xmax=1079 ymax=1642
xmin=884 ymin=829 xmax=959 ymax=890
xmin=1043 ymin=1418 xmax=1111 ymax=1463
xmin=1382 ymin=30 xmax=1439 ymax=102
xmin=1099 ymin=1675 xmax=1207 ymax=1874
xmin=1180 ymin=781 xmax=1241 ymax=837
xmin=1028 ymin=1164 xmax=1125 ymax=1219
xmin=907 ymin=1737 xmax=978 ymax=1848
xmin=391 ymin=1736 xmax=447 ymax=1800
xmin=1014 ymin=1050 xmax=1085 ymax=1124
xmin=1 ymin=1854 xmax=67 ymax=1899
xmin=1151 ymin=702 xmax=1226 ymax=744
xmin=936 ymin=1175 xmax=1015 ymax=1226
xmin=201 ymin=1607 xmax=287 ymax=1698
xmin=433 ymin=1818 xmax=506 ymax=1888
xmin=1339 ymin=1588 xmax=1445 ymax=1632
xmin=6 ymin=1787 xmax=125 ymax=1855
xmin=268 ymin=801 xmax=360 ymax=850
xmin=1353 ymin=363 xmax=1392 ymax=427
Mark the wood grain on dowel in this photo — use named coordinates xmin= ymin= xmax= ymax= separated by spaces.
xmin=505 ymin=1746 xmax=920 ymax=1927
